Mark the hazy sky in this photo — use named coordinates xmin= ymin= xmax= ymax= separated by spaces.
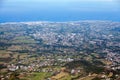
xmin=0 ymin=0 xmax=120 ymax=22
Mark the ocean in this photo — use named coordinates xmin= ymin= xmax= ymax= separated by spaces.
xmin=0 ymin=0 xmax=120 ymax=23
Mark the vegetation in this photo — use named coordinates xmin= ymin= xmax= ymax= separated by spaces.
xmin=0 ymin=21 xmax=120 ymax=80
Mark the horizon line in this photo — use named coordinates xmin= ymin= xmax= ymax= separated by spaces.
xmin=0 ymin=20 xmax=119 ymax=24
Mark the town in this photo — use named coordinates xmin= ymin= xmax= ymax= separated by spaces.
xmin=0 ymin=21 xmax=120 ymax=80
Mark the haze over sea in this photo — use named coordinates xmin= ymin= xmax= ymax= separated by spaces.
xmin=0 ymin=0 xmax=120 ymax=23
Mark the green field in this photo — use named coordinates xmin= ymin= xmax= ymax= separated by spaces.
xmin=25 ymin=72 xmax=52 ymax=80
xmin=12 ymin=36 xmax=36 ymax=44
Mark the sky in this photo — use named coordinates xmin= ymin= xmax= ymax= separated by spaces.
xmin=0 ymin=0 xmax=120 ymax=22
